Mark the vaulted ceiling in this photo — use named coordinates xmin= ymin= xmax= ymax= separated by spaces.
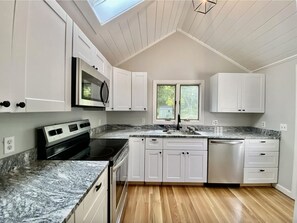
xmin=58 ymin=0 xmax=297 ymax=72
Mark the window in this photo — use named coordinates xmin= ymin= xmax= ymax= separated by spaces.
xmin=88 ymin=0 xmax=144 ymax=25
xmin=153 ymin=80 xmax=204 ymax=125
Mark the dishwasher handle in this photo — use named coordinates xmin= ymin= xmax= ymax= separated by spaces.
xmin=210 ymin=140 xmax=243 ymax=145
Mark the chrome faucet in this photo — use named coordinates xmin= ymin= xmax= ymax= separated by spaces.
xmin=176 ymin=114 xmax=181 ymax=130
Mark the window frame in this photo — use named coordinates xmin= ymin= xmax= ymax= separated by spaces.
xmin=153 ymin=80 xmax=205 ymax=125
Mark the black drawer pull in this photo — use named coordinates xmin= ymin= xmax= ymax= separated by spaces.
xmin=260 ymin=141 xmax=266 ymax=143
xmin=95 ymin=183 xmax=102 ymax=192
xmin=151 ymin=139 xmax=157 ymax=142
xmin=259 ymin=169 xmax=265 ymax=172
xmin=260 ymin=153 xmax=266 ymax=156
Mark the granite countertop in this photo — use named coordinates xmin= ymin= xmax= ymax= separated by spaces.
xmin=0 ymin=160 xmax=109 ymax=223
xmin=93 ymin=127 xmax=280 ymax=140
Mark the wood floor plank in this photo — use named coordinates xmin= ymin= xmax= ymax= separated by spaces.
xmin=122 ymin=185 xmax=294 ymax=223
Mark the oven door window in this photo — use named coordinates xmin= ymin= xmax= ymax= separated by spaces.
xmin=82 ymin=71 xmax=104 ymax=102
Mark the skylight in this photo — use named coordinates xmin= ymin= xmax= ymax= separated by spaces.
xmin=88 ymin=0 xmax=144 ymax=25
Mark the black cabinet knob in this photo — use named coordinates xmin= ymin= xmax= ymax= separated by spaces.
xmin=16 ymin=102 xmax=26 ymax=108
xmin=187 ymin=152 xmax=189 ymax=155
xmin=159 ymin=151 xmax=162 ymax=154
xmin=182 ymin=152 xmax=185 ymax=155
xmin=0 ymin=101 xmax=10 ymax=107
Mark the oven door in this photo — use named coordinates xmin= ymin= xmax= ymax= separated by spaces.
xmin=111 ymin=149 xmax=129 ymax=223
xmin=73 ymin=57 xmax=109 ymax=107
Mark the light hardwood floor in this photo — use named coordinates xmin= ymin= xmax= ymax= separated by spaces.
xmin=122 ymin=185 xmax=294 ymax=223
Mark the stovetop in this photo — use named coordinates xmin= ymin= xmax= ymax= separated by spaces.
xmin=36 ymin=119 xmax=128 ymax=164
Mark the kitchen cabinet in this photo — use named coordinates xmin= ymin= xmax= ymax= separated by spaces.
xmin=73 ymin=23 xmax=106 ymax=76
xmin=210 ymin=73 xmax=265 ymax=113
xmin=128 ymin=137 xmax=145 ymax=182
xmin=244 ymin=139 xmax=279 ymax=183
xmin=109 ymin=68 xmax=147 ymax=111
xmin=0 ymin=1 xmax=15 ymax=112
xmin=12 ymin=0 xmax=72 ymax=112
xmin=162 ymin=138 xmax=207 ymax=183
xmin=75 ymin=168 xmax=108 ymax=223
xmin=132 ymin=72 xmax=147 ymax=111
xmin=145 ymin=138 xmax=163 ymax=182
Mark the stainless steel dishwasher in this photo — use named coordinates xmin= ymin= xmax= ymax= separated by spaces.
xmin=208 ymin=139 xmax=244 ymax=184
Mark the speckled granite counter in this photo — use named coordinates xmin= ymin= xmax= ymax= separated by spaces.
xmin=0 ymin=160 xmax=108 ymax=223
xmin=93 ymin=127 xmax=280 ymax=140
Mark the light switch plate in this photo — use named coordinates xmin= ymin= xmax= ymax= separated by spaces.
xmin=261 ymin=121 xmax=266 ymax=128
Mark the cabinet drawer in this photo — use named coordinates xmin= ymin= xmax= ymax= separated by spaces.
xmin=244 ymin=168 xmax=278 ymax=183
xmin=245 ymin=139 xmax=279 ymax=152
xmin=146 ymin=138 xmax=163 ymax=149
xmin=244 ymin=152 xmax=279 ymax=167
xmin=75 ymin=168 xmax=108 ymax=222
xmin=163 ymin=138 xmax=207 ymax=151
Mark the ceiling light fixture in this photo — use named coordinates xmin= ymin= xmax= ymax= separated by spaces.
xmin=192 ymin=0 xmax=217 ymax=14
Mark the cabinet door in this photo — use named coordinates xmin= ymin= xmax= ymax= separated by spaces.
xmin=242 ymin=73 xmax=265 ymax=113
xmin=13 ymin=0 xmax=72 ymax=112
xmin=132 ymin=72 xmax=147 ymax=111
xmin=0 ymin=0 xmax=15 ymax=112
xmin=184 ymin=151 xmax=207 ymax=182
xmin=145 ymin=149 xmax=162 ymax=182
xmin=73 ymin=23 xmax=94 ymax=66
xmin=113 ymin=67 xmax=132 ymax=110
xmin=128 ymin=138 xmax=145 ymax=182
xmin=163 ymin=150 xmax=184 ymax=182
xmin=217 ymin=73 xmax=241 ymax=112
xmin=93 ymin=48 xmax=105 ymax=75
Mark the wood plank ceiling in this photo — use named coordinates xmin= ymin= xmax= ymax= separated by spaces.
xmin=58 ymin=0 xmax=297 ymax=72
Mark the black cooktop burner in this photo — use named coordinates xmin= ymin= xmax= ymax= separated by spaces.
xmin=88 ymin=138 xmax=128 ymax=162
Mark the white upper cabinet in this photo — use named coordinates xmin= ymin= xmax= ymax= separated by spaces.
xmin=210 ymin=73 xmax=265 ymax=113
xmin=0 ymin=1 xmax=15 ymax=112
xmin=109 ymin=68 xmax=147 ymax=111
xmin=113 ymin=67 xmax=132 ymax=111
xmin=73 ymin=23 xmax=106 ymax=78
xmin=11 ymin=0 xmax=72 ymax=112
xmin=132 ymin=72 xmax=147 ymax=111
xmin=73 ymin=23 xmax=94 ymax=66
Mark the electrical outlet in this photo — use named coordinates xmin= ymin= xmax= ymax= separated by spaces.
xmin=4 ymin=136 xmax=15 ymax=154
xmin=261 ymin=121 xmax=266 ymax=128
xmin=280 ymin=124 xmax=287 ymax=131
xmin=212 ymin=120 xmax=218 ymax=126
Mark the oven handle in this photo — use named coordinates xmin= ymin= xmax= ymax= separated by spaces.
xmin=113 ymin=153 xmax=129 ymax=172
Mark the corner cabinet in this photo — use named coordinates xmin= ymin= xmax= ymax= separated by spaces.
xmin=210 ymin=73 xmax=265 ymax=113
xmin=75 ymin=168 xmax=108 ymax=223
xmin=6 ymin=0 xmax=72 ymax=112
xmin=128 ymin=138 xmax=145 ymax=182
xmin=108 ymin=68 xmax=147 ymax=111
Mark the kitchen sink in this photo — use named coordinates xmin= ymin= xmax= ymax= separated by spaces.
xmin=164 ymin=130 xmax=201 ymax=135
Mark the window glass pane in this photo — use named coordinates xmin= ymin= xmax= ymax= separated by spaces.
xmin=156 ymin=85 xmax=176 ymax=120
xmin=180 ymin=85 xmax=199 ymax=120
xmin=88 ymin=0 xmax=143 ymax=25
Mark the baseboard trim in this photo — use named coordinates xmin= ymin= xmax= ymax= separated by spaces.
xmin=275 ymin=184 xmax=294 ymax=199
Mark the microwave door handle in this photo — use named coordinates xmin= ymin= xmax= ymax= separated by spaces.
xmin=100 ymin=81 xmax=109 ymax=104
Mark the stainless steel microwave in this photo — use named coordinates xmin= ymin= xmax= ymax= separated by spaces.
xmin=72 ymin=57 xmax=109 ymax=108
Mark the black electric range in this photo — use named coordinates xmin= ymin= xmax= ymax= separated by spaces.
xmin=36 ymin=120 xmax=128 ymax=162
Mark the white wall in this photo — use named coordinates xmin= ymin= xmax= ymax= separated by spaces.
xmin=252 ymin=58 xmax=297 ymax=196
xmin=0 ymin=108 xmax=106 ymax=159
xmin=107 ymin=32 xmax=253 ymax=126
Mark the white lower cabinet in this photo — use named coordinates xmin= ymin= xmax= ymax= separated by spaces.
xmin=243 ymin=139 xmax=279 ymax=184
xmin=163 ymin=138 xmax=208 ymax=183
xmin=75 ymin=168 xmax=108 ymax=223
xmin=128 ymin=137 xmax=145 ymax=182
xmin=145 ymin=149 xmax=163 ymax=182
